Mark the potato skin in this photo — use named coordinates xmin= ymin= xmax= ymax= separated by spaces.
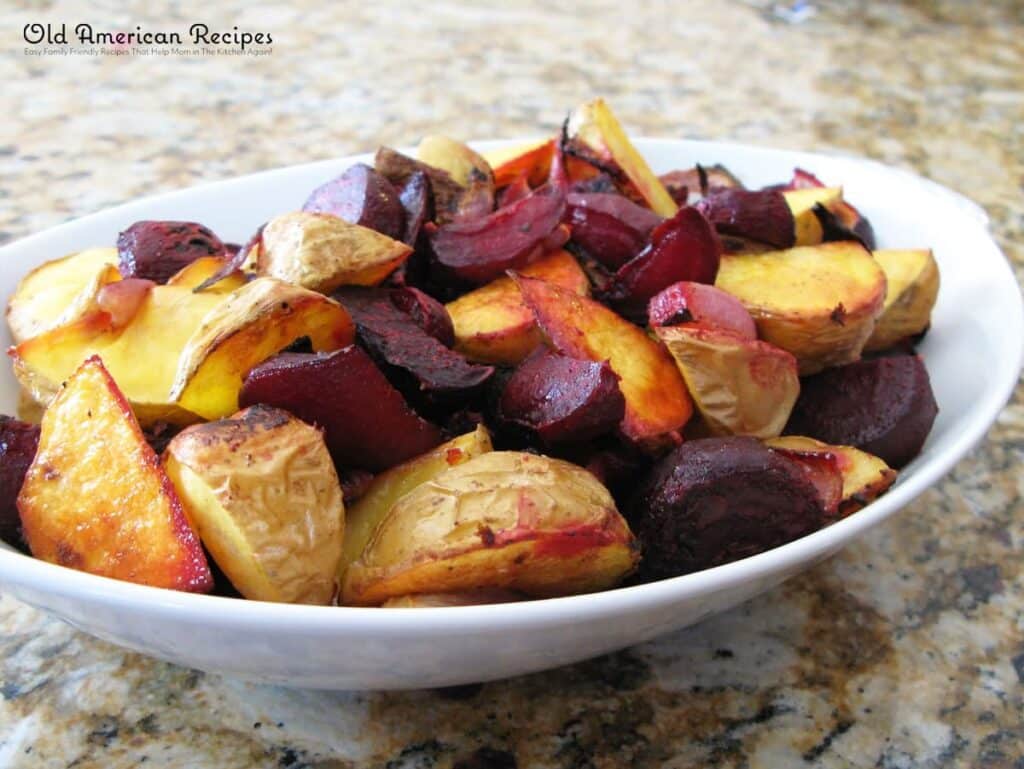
xmin=864 ymin=249 xmax=939 ymax=352
xmin=165 ymin=405 xmax=345 ymax=604
xmin=343 ymin=451 xmax=638 ymax=605
xmin=628 ymin=436 xmax=826 ymax=579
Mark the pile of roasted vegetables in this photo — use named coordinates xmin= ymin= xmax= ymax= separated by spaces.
xmin=0 ymin=99 xmax=939 ymax=606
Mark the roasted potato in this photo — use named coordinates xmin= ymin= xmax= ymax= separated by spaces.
xmin=343 ymin=451 xmax=638 ymax=605
xmin=865 ymin=249 xmax=940 ymax=352
xmin=171 ymin=277 xmax=355 ymax=420
xmin=782 ymin=186 xmax=843 ymax=246
xmin=339 ymin=425 xmax=493 ymax=581
xmin=165 ymin=405 xmax=345 ymax=604
xmin=784 ymin=354 xmax=938 ymax=468
xmin=655 ymin=324 xmax=799 ymax=438
xmin=515 ymin=274 xmax=693 ymax=451
xmin=17 ymin=356 xmax=212 ymax=591
xmin=6 ymin=247 xmax=121 ymax=344
xmin=446 ymin=249 xmax=589 ymax=365
xmin=484 ymin=138 xmax=555 ymax=188
xmin=255 ymin=211 xmax=412 ymax=292
xmin=714 ymin=242 xmax=887 ymax=374
xmin=417 ymin=135 xmax=495 ymax=190
xmin=566 ymin=98 xmax=678 ymax=217
xmin=765 ymin=436 xmax=897 ymax=516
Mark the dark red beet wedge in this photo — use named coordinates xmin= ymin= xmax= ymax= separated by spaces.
xmin=239 ymin=346 xmax=443 ymax=473
xmin=784 ymin=355 xmax=938 ymax=468
xmin=696 ymin=188 xmax=795 ymax=249
xmin=497 ymin=350 xmax=625 ymax=445
xmin=389 ymin=286 xmax=455 ymax=347
xmin=428 ymin=183 xmax=567 ymax=285
xmin=302 ymin=163 xmax=405 ymax=240
xmin=628 ymin=436 xmax=827 ymax=579
xmin=0 ymin=416 xmax=40 ymax=550
xmin=334 ymin=287 xmax=494 ymax=406
xmin=117 ymin=221 xmax=226 ymax=284
xmin=566 ymin=192 xmax=663 ymax=270
xmin=604 ymin=206 xmax=722 ymax=320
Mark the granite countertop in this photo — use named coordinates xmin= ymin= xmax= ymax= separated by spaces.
xmin=1 ymin=0 xmax=1022 ymax=766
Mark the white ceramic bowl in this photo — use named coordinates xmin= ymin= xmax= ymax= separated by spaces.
xmin=0 ymin=140 xmax=1020 ymax=690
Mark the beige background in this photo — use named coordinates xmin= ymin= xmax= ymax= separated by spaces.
xmin=1 ymin=1 xmax=1022 ymax=767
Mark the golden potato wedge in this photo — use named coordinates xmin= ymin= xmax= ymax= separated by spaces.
xmin=343 ymin=452 xmax=638 ymax=606
xmin=171 ymin=277 xmax=355 ymax=420
xmin=339 ymin=424 xmax=493 ymax=581
xmin=416 ymin=135 xmax=495 ymax=189
xmin=6 ymin=247 xmax=121 ymax=344
xmin=12 ymin=283 xmax=226 ymax=426
xmin=255 ymin=211 xmax=411 ymax=292
xmin=165 ymin=405 xmax=345 ymax=604
xmin=515 ymin=274 xmax=692 ymax=451
xmin=783 ymin=187 xmax=843 ymax=246
xmin=765 ymin=435 xmax=897 ymax=515
xmin=165 ymin=255 xmax=248 ymax=293
xmin=566 ymin=98 xmax=677 ymax=217
xmin=446 ymin=250 xmax=590 ymax=365
xmin=17 ymin=356 xmax=211 ymax=591
xmin=655 ymin=324 xmax=799 ymax=439
xmin=864 ymin=249 xmax=939 ymax=352
xmin=715 ymin=242 xmax=887 ymax=374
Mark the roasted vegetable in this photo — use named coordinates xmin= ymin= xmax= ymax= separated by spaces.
xmin=239 ymin=346 xmax=443 ymax=472
xmin=343 ymin=451 xmax=639 ymax=605
xmin=655 ymin=324 xmax=799 ymax=439
xmin=445 ymin=249 xmax=589 ymax=365
xmin=375 ymin=146 xmax=466 ymax=225
xmin=334 ymin=287 xmax=494 ymax=407
xmin=417 ymin=135 xmax=495 ymax=219
xmin=6 ymin=247 xmax=121 ymax=345
xmin=515 ymin=274 xmax=693 ymax=451
xmin=865 ymin=249 xmax=940 ymax=352
xmin=496 ymin=350 xmax=625 ymax=445
xmin=696 ymin=188 xmax=796 ymax=249
xmin=714 ymin=242 xmax=887 ymax=374
xmin=255 ymin=211 xmax=411 ymax=292
xmin=765 ymin=436 xmax=897 ymax=516
xmin=566 ymin=98 xmax=677 ymax=216
xmin=784 ymin=355 xmax=938 ymax=468
xmin=389 ymin=286 xmax=455 ymax=347
xmin=485 ymin=138 xmax=555 ymax=188
xmin=165 ymin=255 xmax=248 ymax=294
xmin=429 ymin=183 xmax=567 ymax=285
xmin=0 ymin=416 xmax=40 ymax=549
xmin=566 ymin=191 xmax=663 ymax=269
xmin=302 ymin=163 xmax=405 ymax=241
xmin=628 ymin=436 xmax=827 ymax=579
xmin=647 ymin=281 xmax=757 ymax=340
xmin=781 ymin=187 xmax=843 ymax=246
xmin=17 ymin=356 xmax=211 ymax=591
xmin=117 ymin=221 xmax=226 ymax=283
xmin=339 ymin=425 xmax=493 ymax=581
xmin=164 ymin=405 xmax=345 ymax=604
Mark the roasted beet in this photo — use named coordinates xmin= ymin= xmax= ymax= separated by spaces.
xmin=429 ymin=183 xmax=567 ymax=285
xmin=604 ymin=207 xmax=722 ymax=319
xmin=496 ymin=172 xmax=532 ymax=207
xmin=117 ymin=220 xmax=225 ymax=283
xmin=194 ymin=225 xmax=262 ymax=292
xmin=389 ymin=286 xmax=455 ymax=347
xmin=566 ymin=192 xmax=663 ymax=270
xmin=396 ymin=170 xmax=433 ymax=246
xmin=375 ymin=146 xmax=466 ymax=225
xmin=659 ymin=164 xmax=745 ymax=204
xmin=334 ymin=287 xmax=494 ymax=407
xmin=628 ymin=436 xmax=827 ymax=579
xmin=0 ymin=416 xmax=39 ymax=550
xmin=302 ymin=163 xmax=405 ymax=240
xmin=497 ymin=350 xmax=625 ymax=444
xmin=784 ymin=355 xmax=938 ymax=468
xmin=647 ymin=281 xmax=757 ymax=340
xmin=767 ymin=445 xmax=843 ymax=519
xmin=696 ymin=189 xmax=795 ymax=249
xmin=239 ymin=346 xmax=443 ymax=473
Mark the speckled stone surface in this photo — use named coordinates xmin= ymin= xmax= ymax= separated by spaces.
xmin=1 ymin=0 xmax=1022 ymax=766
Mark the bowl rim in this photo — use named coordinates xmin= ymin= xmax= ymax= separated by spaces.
xmin=0 ymin=137 xmax=1020 ymax=633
